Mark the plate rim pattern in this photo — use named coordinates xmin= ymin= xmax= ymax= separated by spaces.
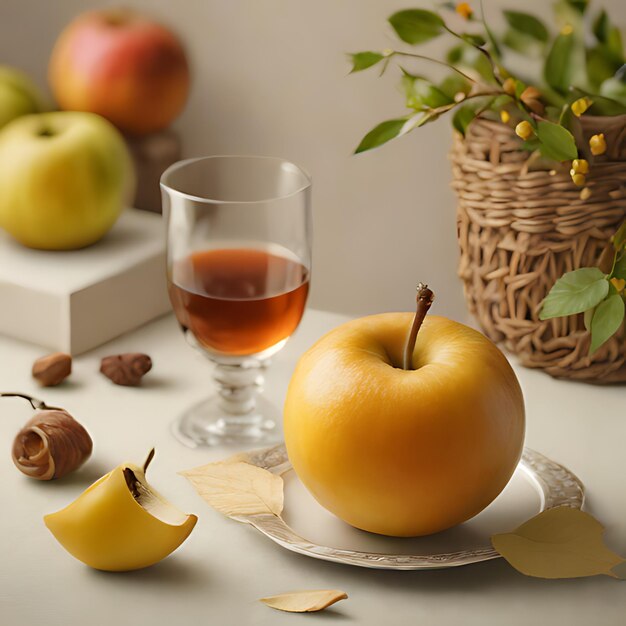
xmin=234 ymin=444 xmax=585 ymax=570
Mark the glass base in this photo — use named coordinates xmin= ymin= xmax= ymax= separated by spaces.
xmin=171 ymin=394 xmax=281 ymax=448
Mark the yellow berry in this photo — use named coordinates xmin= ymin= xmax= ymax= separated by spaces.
xmin=571 ymin=97 xmax=592 ymax=117
xmin=456 ymin=2 xmax=473 ymax=19
xmin=503 ymin=78 xmax=516 ymax=96
xmin=515 ymin=121 xmax=533 ymax=140
xmin=611 ymin=277 xmax=626 ymax=293
xmin=589 ymin=133 xmax=607 ymax=156
xmin=561 ymin=24 xmax=573 ymax=36
xmin=571 ymin=173 xmax=586 ymax=187
xmin=500 ymin=110 xmax=510 ymax=124
xmin=572 ymin=159 xmax=589 ymax=174
xmin=579 ymin=187 xmax=591 ymax=201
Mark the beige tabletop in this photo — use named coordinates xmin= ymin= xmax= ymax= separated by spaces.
xmin=0 ymin=309 xmax=624 ymax=626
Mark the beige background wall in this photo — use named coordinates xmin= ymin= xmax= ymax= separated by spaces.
xmin=1 ymin=0 xmax=623 ymax=320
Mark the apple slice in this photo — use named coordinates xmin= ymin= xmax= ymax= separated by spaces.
xmin=45 ymin=449 xmax=197 ymax=571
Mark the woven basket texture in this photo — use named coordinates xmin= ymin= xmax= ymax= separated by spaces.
xmin=451 ymin=115 xmax=626 ymax=383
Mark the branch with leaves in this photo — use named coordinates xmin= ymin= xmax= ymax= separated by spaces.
xmin=540 ymin=221 xmax=626 ymax=354
xmin=349 ymin=1 xmax=625 ymax=354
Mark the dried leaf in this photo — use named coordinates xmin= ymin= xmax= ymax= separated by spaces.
xmin=224 ymin=445 xmax=290 ymax=475
xmin=611 ymin=561 xmax=626 ymax=580
xmin=492 ymin=507 xmax=626 ymax=579
xmin=181 ymin=461 xmax=283 ymax=518
xmin=260 ymin=590 xmax=348 ymax=613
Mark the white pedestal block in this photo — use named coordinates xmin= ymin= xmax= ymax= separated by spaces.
xmin=0 ymin=209 xmax=170 ymax=354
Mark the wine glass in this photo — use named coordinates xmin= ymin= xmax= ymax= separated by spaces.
xmin=161 ymin=156 xmax=312 ymax=447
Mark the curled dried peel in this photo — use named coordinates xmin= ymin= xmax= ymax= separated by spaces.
xmin=12 ymin=410 xmax=92 ymax=480
xmin=260 ymin=590 xmax=348 ymax=613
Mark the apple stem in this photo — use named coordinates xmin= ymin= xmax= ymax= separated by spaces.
xmin=0 ymin=391 xmax=63 ymax=412
xmin=143 ymin=448 xmax=156 ymax=473
xmin=402 ymin=283 xmax=434 ymax=371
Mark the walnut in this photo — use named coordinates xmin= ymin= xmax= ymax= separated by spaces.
xmin=100 ymin=353 xmax=152 ymax=386
xmin=32 ymin=352 xmax=72 ymax=386
xmin=12 ymin=410 xmax=93 ymax=480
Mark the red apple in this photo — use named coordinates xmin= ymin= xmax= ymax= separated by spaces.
xmin=49 ymin=9 xmax=190 ymax=135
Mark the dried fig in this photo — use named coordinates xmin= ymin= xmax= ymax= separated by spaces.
xmin=100 ymin=353 xmax=152 ymax=386
xmin=32 ymin=352 xmax=72 ymax=386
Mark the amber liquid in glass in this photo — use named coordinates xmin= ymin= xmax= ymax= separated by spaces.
xmin=168 ymin=247 xmax=309 ymax=356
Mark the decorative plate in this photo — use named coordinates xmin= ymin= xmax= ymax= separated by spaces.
xmin=233 ymin=444 xmax=585 ymax=570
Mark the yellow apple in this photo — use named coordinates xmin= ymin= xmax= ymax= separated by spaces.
xmin=284 ymin=312 xmax=525 ymax=537
xmin=0 ymin=111 xmax=134 ymax=250
xmin=45 ymin=450 xmax=197 ymax=571
xmin=0 ymin=66 xmax=46 ymax=130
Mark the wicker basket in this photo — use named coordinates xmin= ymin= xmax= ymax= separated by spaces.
xmin=451 ymin=116 xmax=626 ymax=383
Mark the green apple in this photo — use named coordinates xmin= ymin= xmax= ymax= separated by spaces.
xmin=0 ymin=111 xmax=135 ymax=250
xmin=0 ymin=66 xmax=47 ymax=130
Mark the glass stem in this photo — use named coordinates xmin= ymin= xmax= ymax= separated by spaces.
xmin=212 ymin=361 xmax=266 ymax=421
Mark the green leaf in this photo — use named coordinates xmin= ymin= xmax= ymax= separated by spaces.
xmin=593 ymin=10 xmax=624 ymax=59
xmin=544 ymin=32 xmax=575 ymax=94
xmin=613 ymin=252 xmax=626 ymax=280
xmin=503 ymin=10 xmax=549 ymax=43
xmin=492 ymin=507 xmax=625 ymax=579
xmin=402 ymin=73 xmax=454 ymax=110
xmin=554 ymin=1 xmax=585 ymax=30
xmin=439 ymin=74 xmax=471 ymax=99
xmin=590 ymin=294 xmax=625 ymax=354
xmin=503 ymin=29 xmax=543 ymax=55
xmin=461 ymin=33 xmax=486 ymax=47
xmin=607 ymin=29 xmax=624 ymax=61
xmin=388 ymin=9 xmax=444 ymax=45
xmin=539 ymin=268 xmax=609 ymax=319
xmin=584 ymin=307 xmax=595 ymax=331
xmin=447 ymin=44 xmax=495 ymax=83
xmin=521 ymin=138 xmax=542 ymax=152
xmin=545 ymin=105 xmax=563 ymax=122
xmin=514 ymin=79 xmax=527 ymax=98
xmin=412 ymin=111 xmax=439 ymax=128
xmin=586 ymin=47 xmax=622 ymax=90
xmin=570 ymin=82 xmax=626 ymax=115
xmin=446 ymin=45 xmax=464 ymax=65
xmin=490 ymin=94 xmax=513 ymax=110
xmin=452 ymin=104 xmax=476 ymax=136
xmin=535 ymin=121 xmax=578 ymax=162
xmin=590 ymin=94 xmax=626 ymax=115
xmin=614 ymin=222 xmax=626 ymax=251
xmin=349 ymin=52 xmax=385 ymax=73
xmin=564 ymin=0 xmax=589 ymax=14
xmin=593 ymin=10 xmax=609 ymax=43
xmin=354 ymin=119 xmax=407 ymax=154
